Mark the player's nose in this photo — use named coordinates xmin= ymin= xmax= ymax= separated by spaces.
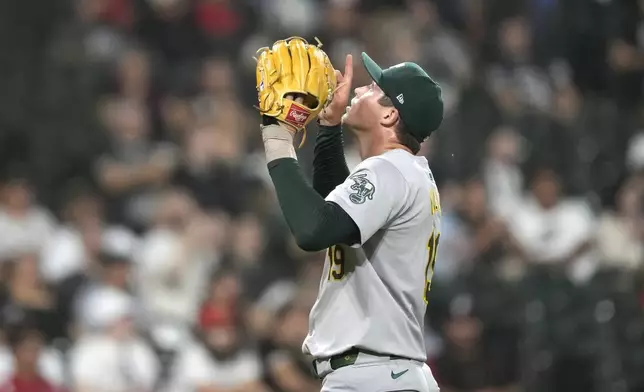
xmin=354 ymin=85 xmax=366 ymax=97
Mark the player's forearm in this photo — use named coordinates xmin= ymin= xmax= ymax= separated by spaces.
xmin=267 ymin=157 xmax=359 ymax=251
xmin=261 ymin=125 xmax=353 ymax=246
xmin=262 ymin=124 xmax=359 ymax=251
xmin=312 ymin=124 xmax=350 ymax=197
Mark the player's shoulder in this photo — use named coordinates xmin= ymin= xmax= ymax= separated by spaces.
xmin=348 ymin=150 xmax=433 ymax=192
xmin=379 ymin=150 xmax=434 ymax=187
xmin=350 ymin=152 xmax=408 ymax=188
xmin=352 ymin=153 xmax=396 ymax=176
xmin=356 ymin=149 xmax=416 ymax=173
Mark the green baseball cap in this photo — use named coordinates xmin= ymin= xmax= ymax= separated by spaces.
xmin=361 ymin=52 xmax=444 ymax=142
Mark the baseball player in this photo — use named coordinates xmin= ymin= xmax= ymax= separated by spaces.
xmin=256 ymin=38 xmax=443 ymax=392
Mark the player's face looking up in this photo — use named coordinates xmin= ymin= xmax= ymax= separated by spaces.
xmin=343 ymin=82 xmax=383 ymax=128
xmin=342 ymin=82 xmax=402 ymax=151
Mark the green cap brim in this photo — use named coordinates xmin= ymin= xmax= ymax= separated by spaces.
xmin=361 ymin=52 xmax=383 ymax=85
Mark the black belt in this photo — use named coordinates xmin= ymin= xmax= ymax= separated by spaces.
xmin=313 ymin=348 xmax=409 ymax=377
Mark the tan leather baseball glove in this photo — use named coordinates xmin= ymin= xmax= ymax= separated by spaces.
xmin=255 ymin=37 xmax=337 ymax=140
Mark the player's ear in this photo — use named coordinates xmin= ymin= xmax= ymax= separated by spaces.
xmin=380 ymin=106 xmax=400 ymax=128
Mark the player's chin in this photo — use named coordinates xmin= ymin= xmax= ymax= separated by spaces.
xmin=341 ymin=112 xmax=357 ymax=130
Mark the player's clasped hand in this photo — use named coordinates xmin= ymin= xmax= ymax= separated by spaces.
xmin=318 ymin=54 xmax=353 ymax=127
xmin=255 ymin=37 xmax=337 ymax=142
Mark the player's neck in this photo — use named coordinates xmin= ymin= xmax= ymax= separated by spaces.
xmin=356 ymin=135 xmax=413 ymax=159
xmin=384 ymin=142 xmax=412 ymax=154
xmin=355 ymin=136 xmax=376 ymax=159
xmin=384 ymin=132 xmax=412 ymax=154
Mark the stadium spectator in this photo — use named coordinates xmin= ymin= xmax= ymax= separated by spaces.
xmin=136 ymin=188 xmax=222 ymax=352
xmin=0 ymin=1 xmax=641 ymax=390
xmin=262 ymin=301 xmax=319 ymax=392
xmin=168 ymin=301 xmax=265 ymax=392
xmin=0 ymin=255 xmax=62 ymax=342
xmin=432 ymin=294 xmax=519 ymax=392
xmin=457 ymin=178 xmax=509 ymax=266
xmin=596 ymin=175 xmax=644 ymax=269
xmin=0 ymin=326 xmax=63 ymax=392
xmin=507 ymin=167 xmax=597 ymax=282
xmin=0 ymin=170 xmax=55 ymax=262
xmin=95 ymin=99 xmax=179 ymax=231
xmin=0 ymin=323 xmax=65 ymax=391
xmin=69 ymin=287 xmax=159 ymax=392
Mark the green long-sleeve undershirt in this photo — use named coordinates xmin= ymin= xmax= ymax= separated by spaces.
xmin=312 ymin=124 xmax=351 ymax=197
xmin=267 ymin=125 xmax=360 ymax=252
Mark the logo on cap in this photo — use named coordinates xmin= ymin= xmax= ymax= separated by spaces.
xmin=285 ymin=103 xmax=310 ymax=128
xmin=396 ymin=94 xmax=404 ymax=104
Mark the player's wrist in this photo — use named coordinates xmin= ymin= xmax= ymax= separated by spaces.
xmin=262 ymin=115 xmax=298 ymax=134
xmin=261 ymin=124 xmax=297 ymax=162
xmin=318 ymin=118 xmax=341 ymax=127
xmin=262 ymin=115 xmax=279 ymax=127
xmin=277 ymin=121 xmax=299 ymax=134
xmin=318 ymin=121 xmax=342 ymax=133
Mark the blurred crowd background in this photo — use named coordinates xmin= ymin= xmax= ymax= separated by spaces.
xmin=0 ymin=0 xmax=643 ymax=391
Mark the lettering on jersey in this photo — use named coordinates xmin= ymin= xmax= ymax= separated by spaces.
xmin=430 ymin=188 xmax=441 ymax=216
xmin=327 ymin=245 xmax=346 ymax=281
xmin=427 ymin=170 xmax=436 ymax=184
xmin=348 ymin=171 xmax=375 ymax=204
xmin=424 ymin=230 xmax=440 ymax=303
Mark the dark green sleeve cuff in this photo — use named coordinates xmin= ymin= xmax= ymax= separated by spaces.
xmin=268 ymin=158 xmax=360 ymax=251
xmin=312 ymin=124 xmax=350 ymax=198
xmin=318 ymin=124 xmax=342 ymax=133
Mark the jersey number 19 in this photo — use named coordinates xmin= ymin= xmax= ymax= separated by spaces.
xmin=423 ymin=232 xmax=440 ymax=304
xmin=327 ymin=245 xmax=345 ymax=281
xmin=424 ymin=189 xmax=441 ymax=304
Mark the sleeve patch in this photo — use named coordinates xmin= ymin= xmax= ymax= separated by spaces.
xmin=348 ymin=170 xmax=376 ymax=204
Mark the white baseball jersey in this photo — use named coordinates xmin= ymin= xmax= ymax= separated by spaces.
xmin=302 ymin=149 xmax=442 ymax=362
